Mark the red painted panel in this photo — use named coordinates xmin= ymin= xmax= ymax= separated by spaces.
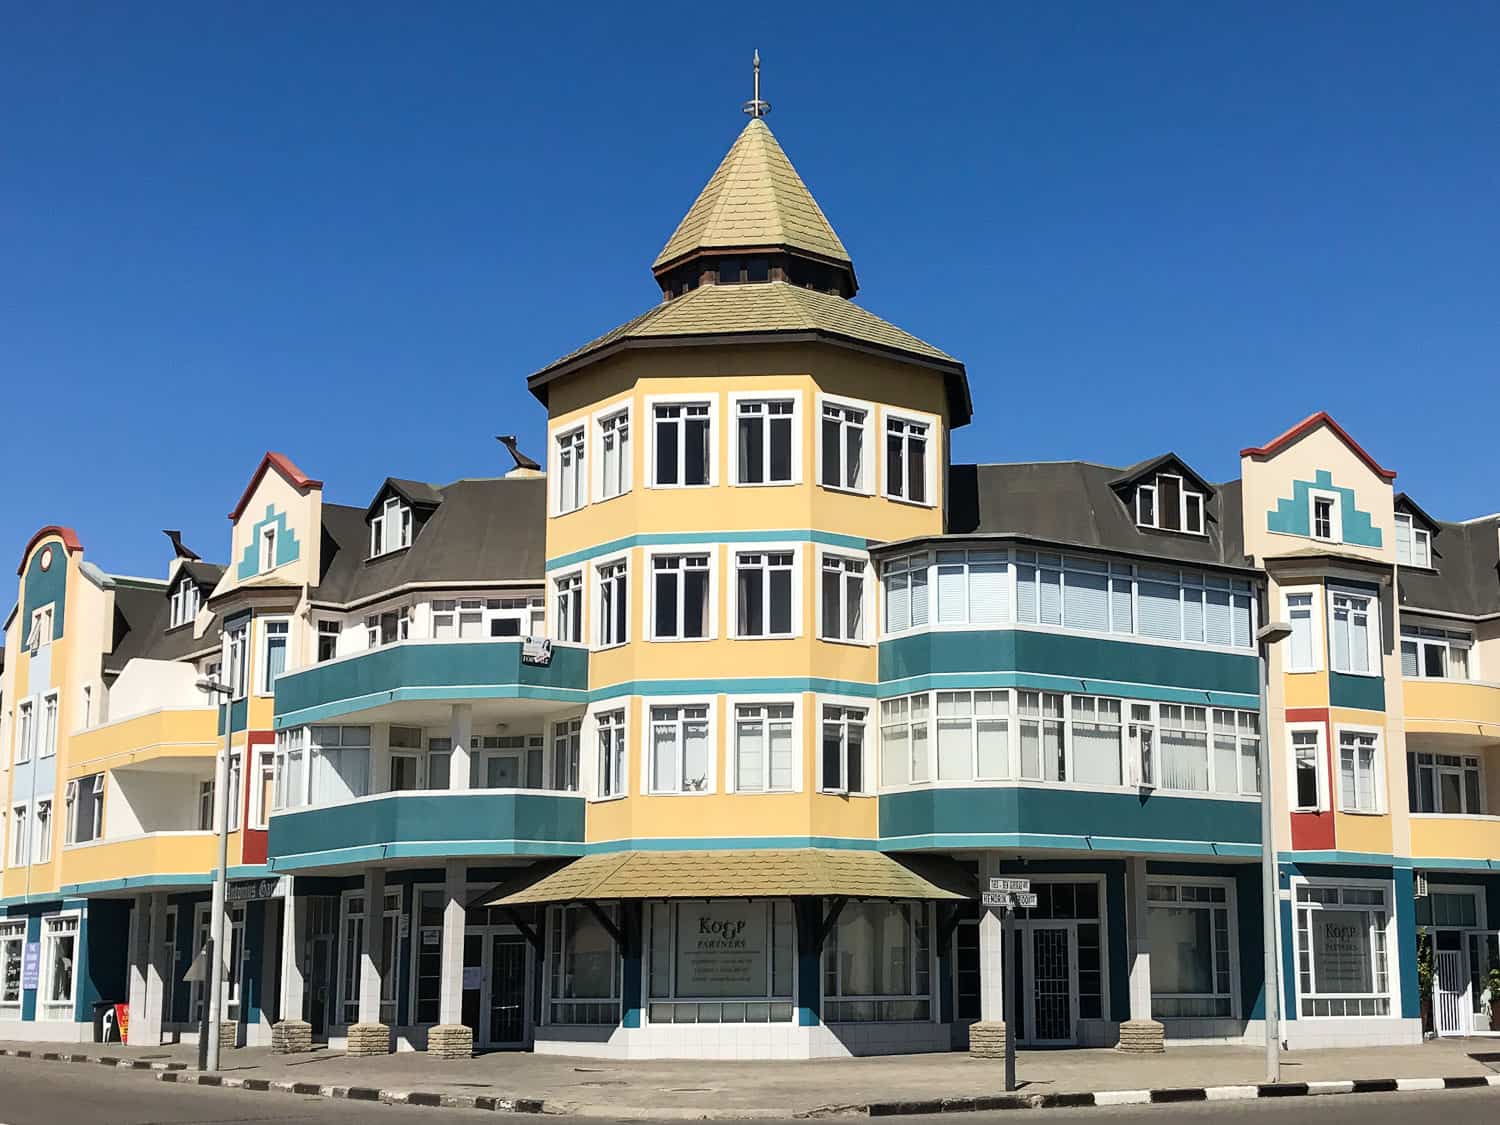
xmin=1291 ymin=811 xmax=1336 ymax=850
xmin=239 ymin=730 xmax=276 ymax=866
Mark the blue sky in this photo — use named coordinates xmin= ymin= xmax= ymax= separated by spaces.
xmin=4 ymin=3 xmax=1498 ymax=579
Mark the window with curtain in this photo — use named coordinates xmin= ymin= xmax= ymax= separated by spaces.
xmin=1338 ymin=731 xmax=1380 ymax=812
xmin=823 ymin=901 xmax=931 ymax=1022
xmin=555 ymin=426 xmax=586 ymax=513
xmin=884 ymin=416 xmax=929 ymax=503
xmin=1148 ymin=883 xmax=1234 ymax=1018
xmin=653 ymin=554 xmax=711 ymax=639
xmin=1394 ymin=513 xmax=1432 ymax=568
xmin=260 ymin=619 xmax=288 ymax=693
xmin=548 ymin=904 xmax=620 ymax=1025
xmin=735 ymin=703 xmax=794 ymax=792
xmin=1286 ymin=592 xmax=1316 ymax=671
xmin=736 ymin=399 xmax=794 ymax=484
xmin=1400 ymin=624 xmax=1472 ymax=680
xmin=597 ymin=561 xmax=628 ymax=647
xmin=1159 ymin=705 xmax=1209 ymax=792
xmin=1070 ymin=696 xmax=1122 ymax=785
xmin=820 ymin=705 xmax=867 ymax=793
xmin=736 ymin=551 xmax=794 ymax=637
xmin=653 ymin=402 xmax=711 ymax=486
xmin=553 ymin=572 xmax=583 ymax=643
xmin=1017 ymin=691 xmax=1065 ymax=781
xmin=820 ymin=401 xmax=866 ymax=491
xmin=649 ymin=705 xmax=710 ymax=793
xmin=1329 ymin=592 xmax=1374 ymax=674
xmin=599 ymin=410 xmax=631 ymax=500
xmin=309 ymin=725 xmax=371 ymax=805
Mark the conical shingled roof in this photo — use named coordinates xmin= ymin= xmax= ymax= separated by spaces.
xmin=652 ymin=118 xmax=852 ymax=273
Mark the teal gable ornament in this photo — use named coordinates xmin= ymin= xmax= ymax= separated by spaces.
xmin=1266 ymin=470 xmax=1382 ymax=548
xmin=236 ymin=504 xmax=302 ymax=579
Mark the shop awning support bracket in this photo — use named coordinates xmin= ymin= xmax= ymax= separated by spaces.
xmin=586 ymin=901 xmax=635 ymax=955
xmin=812 ymin=896 xmax=848 ymax=950
xmin=938 ymin=902 xmax=964 ymax=948
xmin=496 ymin=907 xmax=543 ymax=953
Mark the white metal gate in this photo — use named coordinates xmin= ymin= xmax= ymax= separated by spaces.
xmin=1435 ymin=950 xmax=1468 ymax=1036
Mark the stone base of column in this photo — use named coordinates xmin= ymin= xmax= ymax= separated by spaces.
xmin=968 ymin=1020 xmax=1008 ymax=1058
xmin=271 ymin=1019 xmax=313 ymax=1054
xmin=345 ymin=1021 xmax=392 ymax=1056
xmin=217 ymin=1020 xmax=239 ymax=1052
xmin=1116 ymin=1018 xmax=1166 ymax=1053
xmin=426 ymin=1023 xmax=474 ymax=1059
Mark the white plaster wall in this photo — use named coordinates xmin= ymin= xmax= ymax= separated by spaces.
xmin=107 ymin=660 xmax=207 ymax=722
xmin=109 ymin=769 xmax=207 ymax=836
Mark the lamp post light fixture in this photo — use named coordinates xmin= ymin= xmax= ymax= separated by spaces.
xmin=196 ymin=675 xmax=234 ymax=1072
xmin=1254 ymin=620 xmax=1293 ymax=1083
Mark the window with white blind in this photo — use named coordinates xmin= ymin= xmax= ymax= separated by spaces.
xmin=879 ymin=695 xmax=930 ymax=788
xmin=735 ymin=551 xmax=795 ymax=638
xmin=1017 ymin=691 xmax=1066 ymax=782
xmin=1329 ymin=590 xmax=1377 ymax=675
xmin=820 ymin=400 xmax=868 ymax=492
xmin=1284 ymin=591 xmax=1318 ymax=672
xmin=734 ymin=703 xmax=795 ymax=792
xmin=649 ymin=705 xmax=711 ymax=793
xmin=882 ymin=553 xmax=929 ymax=633
xmin=597 ymin=560 xmax=628 ymax=648
xmin=259 ymin=619 xmax=288 ymax=695
xmin=598 ymin=410 xmax=631 ymax=500
xmin=1338 ymin=730 xmax=1381 ymax=812
xmin=1394 ymin=513 xmax=1432 ymax=568
xmin=935 ymin=551 xmax=1009 ymax=626
xmin=820 ymin=554 xmax=867 ymax=642
xmin=735 ymin=399 xmax=795 ymax=485
xmin=652 ymin=554 xmax=711 ymax=640
xmin=1400 ymin=624 xmax=1472 ymax=681
xmin=933 ymin=691 xmax=1010 ymax=782
xmin=1070 ymin=696 xmax=1123 ymax=786
xmin=555 ymin=426 xmax=586 ymax=513
xmin=432 ymin=598 xmax=484 ymax=639
xmin=652 ymin=402 xmax=712 ymax=487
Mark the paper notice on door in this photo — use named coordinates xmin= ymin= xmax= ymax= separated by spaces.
xmin=462 ymin=966 xmax=483 ymax=990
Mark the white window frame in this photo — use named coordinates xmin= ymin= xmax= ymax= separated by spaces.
xmin=40 ymin=691 xmax=58 ymax=759
xmin=818 ymin=550 xmax=871 ymax=645
xmin=552 ymin=570 xmax=584 ymax=644
xmin=816 ymin=393 xmax=875 ymax=496
xmin=729 ymin=696 xmax=801 ymax=794
xmin=317 ymin=619 xmax=342 ymax=663
xmin=645 ymin=394 xmax=717 ymax=489
xmin=553 ymin=423 xmax=587 ymax=515
xmin=1282 ymin=586 xmax=1323 ymax=674
xmin=881 ymin=407 xmax=937 ymax=507
xmin=642 ymin=698 xmax=716 ymax=796
xmin=594 ymin=708 xmax=628 ymax=801
xmin=38 ymin=912 xmax=81 ymax=1020
xmin=15 ymin=700 xmax=33 ymax=766
xmin=251 ymin=747 xmax=276 ymax=828
xmin=646 ymin=550 xmax=716 ymax=642
xmin=27 ymin=604 xmax=54 ymax=652
xmin=1287 ymin=722 xmax=1327 ymax=812
xmin=593 ymin=403 xmax=633 ymax=503
xmin=1309 ymin=489 xmax=1342 ymax=544
xmin=595 ymin=555 xmax=630 ymax=650
xmin=1409 ymin=751 xmax=1484 ymax=816
xmin=363 ymin=605 xmax=412 ymax=649
xmin=729 ymin=391 xmax=801 ymax=487
xmin=1328 ymin=587 xmax=1379 ymax=677
xmin=9 ymin=803 xmax=27 ymax=867
xmin=1335 ymin=725 xmax=1384 ymax=814
xmin=730 ymin=544 xmax=800 ymax=640
xmin=169 ymin=576 xmax=201 ymax=629
xmin=0 ymin=919 xmax=25 ymax=1014
xmin=1291 ymin=877 xmax=1394 ymax=1019
xmin=34 ymin=798 xmax=52 ymax=864
xmin=818 ymin=696 xmax=870 ymax=796
xmin=1146 ymin=877 xmax=1241 ymax=1020
xmin=226 ymin=620 xmax=250 ymax=699
xmin=1400 ymin=622 xmax=1474 ymax=682
xmin=257 ymin=616 xmax=291 ymax=697
xmin=259 ymin=524 xmax=278 ymax=573
xmin=1134 ymin=473 xmax=1206 ymax=536
xmin=369 ymin=495 xmax=413 ymax=558
xmin=1394 ymin=513 xmax=1432 ymax=569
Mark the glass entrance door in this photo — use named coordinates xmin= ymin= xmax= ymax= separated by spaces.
xmin=1028 ymin=926 xmax=1076 ymax=1045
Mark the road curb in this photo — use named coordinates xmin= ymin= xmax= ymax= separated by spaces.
xmin=1 ymin=1045 xmax=1497 ymax=1116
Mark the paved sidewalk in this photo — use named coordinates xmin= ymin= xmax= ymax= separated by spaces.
xmin=3 ymin=1038 xmax=1498 ymax=1117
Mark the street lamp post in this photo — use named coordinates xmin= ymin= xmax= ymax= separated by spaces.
xmin=1255 ymin=620 xmax=1293 ymax=1084
xmin=197 ymin=675 xmax=235 ymax=1073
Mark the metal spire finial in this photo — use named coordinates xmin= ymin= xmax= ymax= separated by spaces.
xmin=742 ymin=49 xmax=770 ymax=118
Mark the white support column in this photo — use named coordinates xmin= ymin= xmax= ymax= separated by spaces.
xmin=449 ymin=704 xmax=473 ymax=791
xmin=143 ymin=892 xmax=169 ymax=1045
xmin=126 ymin=893 xmax=150 ymax=1044
xmin=346 ymin=867 xmax=390 ymax=1054
xmin=1119 ymin=855 xmax=1165 ymax=1052
xmin=427 ymin=859 xmax=473 ymax=1057
xmin=970 ymin=852 xmax=1009 ymax=1058
xmin=272 ymin=880 xmax=311 ymax=1053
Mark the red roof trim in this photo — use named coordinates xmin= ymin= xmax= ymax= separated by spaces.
xmin=1239 ymin=411 xmax=1397 ymax=482
xmin=228 ymin=452 xmax=323 ymax=521
xmin=17 ymin=525 xmax=83 ymax=576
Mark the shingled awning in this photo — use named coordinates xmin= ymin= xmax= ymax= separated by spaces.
xmin=477 ymin=849 xmax=975 ymax=908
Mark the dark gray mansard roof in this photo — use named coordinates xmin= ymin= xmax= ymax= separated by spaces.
xmin=313 ymin=476 xmax=547 ymax=606
xmin=104 ymin=577 xmax=221 ymax=676
xmin=1398 ymin=514 xmax=1500 ymax=618
xmin=920 ymin=461 xmax=1250 ymax=571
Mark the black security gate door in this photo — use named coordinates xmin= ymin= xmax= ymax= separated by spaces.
xmin=489 ymin=936 xmax=527 ymax=1046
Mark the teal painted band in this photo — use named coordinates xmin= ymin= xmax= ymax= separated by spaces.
xmin=268 ymin=839 xmax=587 ymax=871
xmin=586 ymin=835 xmax=878 ymax=854
xmin=588 ymin=676 xmax=878 ymax=702
xmin=875 ymin=670 xmax=1257 ymax=708
xmin=1279 ymin=849 xmax=1498 ymax=872
xmin=13 ymin=865 xmax=272 ymax=906
xmin=877 ymin=832 xmax=1259 ymax=856
xmin=546 ymin=528 xmax=871 ymax=572
xmin=275 ymin=683 xmax=590 ymax=728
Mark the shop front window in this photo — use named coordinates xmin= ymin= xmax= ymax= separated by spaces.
xmin=646 ymin=900 xmax=794 ymax=1024
xmin=547 ymin=904 xmax=620 ymax=1025
xmin=0 ymin=921 xmax=25 ymax=1016
xmin=40 ymin=915 xmax=78 ymax=1019
xmin=1148 ymin=882 xmax=1235 ymax=1018
xmin=823 ymin=901 xmax=932 ymax=1022
xmin=1294 ymin=883 xmax=1391 ymax=1017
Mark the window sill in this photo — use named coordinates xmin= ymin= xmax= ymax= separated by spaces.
xmin=554 ymin=506 xmax=589 ymax=518
xmin=1328 ymin=669 xmax=1382 ymax=679
xmin=594 ymin=489 xmax=632 ymax=506
xmin=728 ymin=788 xmax=800 ymax=796
xmin=647 ymin=636 xmax=716 ymax=644
xmin=1285 ymin=668 xmax=1323 ymax=675
xmin=735 ymin=479 xmax=800 ymax=489
xmin=817 ymin=635 xmax=874 ymax=649
xmin=818 ymin=482 xmax=875 ymax=499
xmin=643 ymin=789 xmax=717 ymax=798
xmin=882 ymin=493 xmax=938 ymax=510
xmin=1337 ymin=808 xmax=1387 ymax=817
xmin=593 ymin=641 xmax=629 ymax=654
xmin=732 ymin=633 xmax=800 ymax=642
xmin=646 ymin=483 xmax=715 ymax=491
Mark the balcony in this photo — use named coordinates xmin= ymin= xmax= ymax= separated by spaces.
xmin=273 ymin=640 xmax=590 ymax=728
xmin=1404 ymin=678 xmax=1500 ymax=738
xmin=1409 ymin=816 xmax=1500 ymax=868
xmin=69 ymin=706 xmax=218 ymax=771
xmin=58 ymin=831 xmax=221 ymax=893
xmin=266 ymin=789 xmax=587 ymax=870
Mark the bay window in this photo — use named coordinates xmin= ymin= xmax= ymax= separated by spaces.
xmin=653 ymin=402 xmax=711 ymax=487
xmin=823 ymin=901 xmax=931 ymax=1022
xmin=649 ymin=705 xmax=711 ymax=793
xmin=309 ymin=725 xmax=371 ymax=805
xmin=820 ymin=554 xmax=866 ymax=642
xmin=275 ymin=726 xmax=308 ymax=808
xmin=735 ymin=551 xmax=794 ymax=638
xmin=647 ymin=900 xmax=794 ymax=1024
xmin=1400 ymin=624 xmax=1472 ymax=680
xmin=431 ymin=598 xmax=484 ymax=639
xmin=317 ymin=619 xmax=341 ymax=662
xmin=259 ymin=619 xmax=288 ymax=694
xmin=1337 ymin=730 xmax=1381 ymax=812
xmin=652 ymin=554 xmax=710 ymax=640
xmin=820 ymin=400 xmax=867 ymax=492
xmin=736 ymin=399 xmax=794 ymax=484
xmin=879 ymin=695 xmax=930 ymax=787
xmin=1285 ymin=591 xmax=1317 ymax=672
xmin=820 ymin=704 xmax=867 ymax=794
xmin=734 ymin=703 xmax=794 ymax=792
xmin=597 ymin=560 xmax=628 ymax=648
xmin=884 ymin=415 xmax=929 ymax=503
xmin=555 ymin=426 xmax=586 ymax=513
xmin=1148 ymin=882 xmax=1235 ymax=1018
xmin=596 ymin=710 xmax=626 ymax=798
xmin=1329 ymin=590 xmax=1376 ymax=674
xmin=1294 ymin=883 xmax=1390 ymax=1016
xmin=547 ymin=904 xmax=620 ymax=1025
xmin=598 ymin=410 xmax=630 ymax=500
xmin=1408 ymin=751 xmax=1482 ymax=815
xmin=936 ymin=550 xmax=1009 ymax=626
xmin=934 ymin=691 xmax=1009 ymax=782
xmin=226 ymin=621 xmax=249 ymax=698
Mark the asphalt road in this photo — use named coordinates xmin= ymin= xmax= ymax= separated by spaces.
xmin=0 ymin=1057 xmax=1495 ymax=1123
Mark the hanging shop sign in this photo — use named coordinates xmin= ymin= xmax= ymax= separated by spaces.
xmin=20 ymin=942 xmax=40 ymax=990
xmin=226 ymin=877 xmax=281 ymax=903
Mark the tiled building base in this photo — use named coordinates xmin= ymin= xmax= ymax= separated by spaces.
xmin=345 ymin=1022 xmax=391 ymax=1056
xmin=967 ymin=1020 xmax=1008 ymax=1059
xmin=270 ymin=1020 xmax=312 ymax=1054
xmin=1116 ymin=1019 xmax=1166 ymax=1053
xmin=425 ymin=1023 xmax=473 ymax=1059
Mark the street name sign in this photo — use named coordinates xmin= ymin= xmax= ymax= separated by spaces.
xmin=981 ymin=892 xmax=1012 ymax=908
xmin=988 ymin=877 xmax=1031 ymax=893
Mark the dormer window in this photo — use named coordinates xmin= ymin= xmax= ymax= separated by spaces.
xmin=1395 ymin=513 xmax=1431 ymax=568
xmin=1135 ymin=474 xmax=1204 ymax=535
xmin=169 ymin=577 xmax=201 ymax=629
xmin=370 ymin=496 xmax=412 ymax=558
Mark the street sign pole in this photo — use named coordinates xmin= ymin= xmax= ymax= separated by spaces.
xmin=1001 ymin=905 xmax=1016 ymax=1092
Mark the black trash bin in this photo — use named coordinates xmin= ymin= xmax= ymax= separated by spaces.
xmin=91 ymin=1001 xmax=124 ymax=1043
